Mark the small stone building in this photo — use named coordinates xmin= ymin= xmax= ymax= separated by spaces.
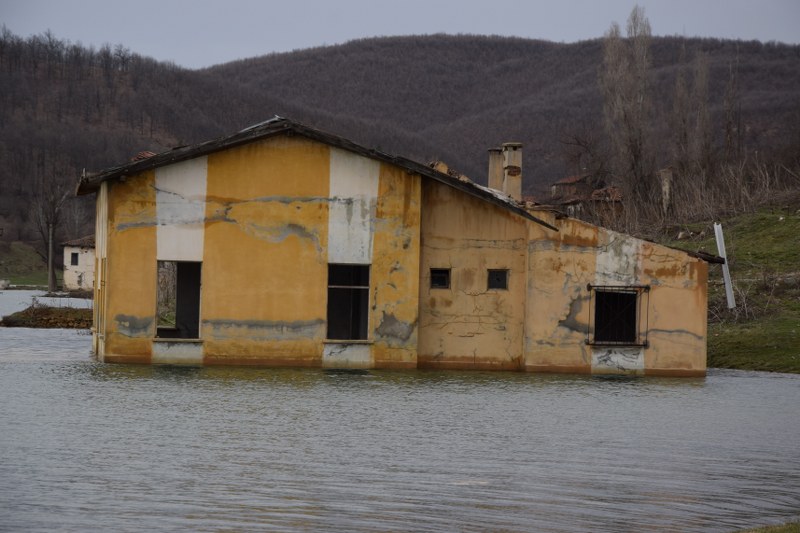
xmin=76 ymin=117 xmax=715 ymax=376
xmin=62 ymin=235 xmax=95 ymax=291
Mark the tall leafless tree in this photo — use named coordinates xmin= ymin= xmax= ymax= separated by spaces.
xmin=599 ymin=5 xmax=654 ymax=228
xmin=33 ymin=175 xmax=71 ymax=291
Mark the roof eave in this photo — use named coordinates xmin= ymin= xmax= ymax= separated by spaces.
xmin=75 ymin=118 xmax=558 ymax=231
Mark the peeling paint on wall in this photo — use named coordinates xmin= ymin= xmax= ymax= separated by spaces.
xmin=592 ymin=346 xmax=644 ymax=374
xmin=328 ymin=147 xmax=379 ymax=264
xmin=203 ymin=318 xmax=326 ymax=342
xmin=375 ymin=312 xmax=416 ymax=343
xmin=114 ymin=314 xmax=153 ymax=337
xmin=323 ymin=343 xmax=372 ymax=368
xmin=91 ymin=131 xmax=707 ymax=376
xmin=156 ymin=156 xmax=207 ymax=261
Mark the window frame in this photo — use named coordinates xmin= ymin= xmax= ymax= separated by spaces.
xmin=430 ymin=268 xmax=451 ymax=289
xmin=326 ymin=263 xmax=370 ymax=341
xmin=156 ymin=260 xmax=202 ymax=340
xmin=487 ymin=269 xmax=509 ymax=290
xmin=586 ymin=284 xmax=650 ymax=347
xmin=70 ymin=252 xmax=79 ymax=266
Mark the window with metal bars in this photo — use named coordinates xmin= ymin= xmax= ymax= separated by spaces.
xmin=587 ymin=284 xmax=649 ymax=346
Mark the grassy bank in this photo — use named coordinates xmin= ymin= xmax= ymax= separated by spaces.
xmin=663 ymin=208 xmax=800 ymax=373
xmin=738 ymin=522 xmax=800 ymax=533
xmin=0 ymin=241 xmax=60 ymax=287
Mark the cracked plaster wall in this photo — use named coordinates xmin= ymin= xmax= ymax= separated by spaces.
xmin=103 ymin=171 xmax=157 ymax=362
xmin=97 ymin=135 xmax=422 ymax=368
xmin=418 ymin=181 xmax=526 ymax=370
xmin=525 ymin=211 xmax=707 ymax=376
xmin=63 ymin=245 xmax=95 ymax=291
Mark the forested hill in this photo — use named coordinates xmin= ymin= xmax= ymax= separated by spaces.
xmin=1 ymin=30 xmax=799 ymax=242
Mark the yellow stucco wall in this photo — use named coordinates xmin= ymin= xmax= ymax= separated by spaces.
xmin=104 ymin=171 xmax=157 ymax=363
xmin=640 ymin=242 xmax=708 ymax=376
xmin=418 ymin=181 xmax=527 ymax=370
xmin=524 ymin=210 xmax=707 ymax=376
xmin=93 ymin=133 xmax=706 ymax=375
xmin=97 ymin=135 xmax=424 ymax=368
xmin=202 ymin=136 xmax=330 ymax=365
xmin=370 ymin=163 xmax=422 ymax=368
xmin=525 ymin=212 xmax=597 ymax=374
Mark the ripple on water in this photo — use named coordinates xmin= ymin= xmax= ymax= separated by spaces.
xmin=1 ymin=330 xmax=799 ymax=532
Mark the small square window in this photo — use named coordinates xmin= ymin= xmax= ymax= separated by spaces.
xmin=430 ymin=268 xmax=451 ymax=289
xmin=487 ymin=269 xmax=509 ymax=290
xmin=70 ymin=252 xmax=79 ymax=266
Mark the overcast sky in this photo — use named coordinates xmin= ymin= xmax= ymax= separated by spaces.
xmin=2 ymin=0 xmax=799 ymax=69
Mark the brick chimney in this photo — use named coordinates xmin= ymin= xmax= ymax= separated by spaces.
xmin=487 ymin=147 xmax=504 ymax=191
xmin=502 ymin=142 xmax=522 ymax=201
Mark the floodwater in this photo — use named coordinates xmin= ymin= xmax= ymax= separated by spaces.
xmin=1 ymin=298 xmax=799 ymax=532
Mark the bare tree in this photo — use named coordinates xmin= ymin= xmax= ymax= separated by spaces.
xmin=723 ymin=49 xmax=742 ymax=164
xmin=33 ymin=175 xmax=71 ymax=291
xmin=692 ymin=52 xmax=713 ymax=179
xmin=671 ymin=43 xmax=691 ymax=180
xmin=599 ymin=5 xmax=655 ymax=229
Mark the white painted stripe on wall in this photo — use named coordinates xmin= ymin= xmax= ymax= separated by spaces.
xmin=156 ymin=157 xmax=208 ymax=261
xmin=592 ymin=230 xmax=644 ymax=373
xmin=595 ymin=231 xmax=640 ymax=285
xmin=152 ymin=341 xmax=204 ymax=364
xmin=591 ymin=346 xmax=644 ymax=374
xmin=328 ymin=148 xmax=380 ymax=264
xmin=322 ymin=343 xmax=372 ymax=368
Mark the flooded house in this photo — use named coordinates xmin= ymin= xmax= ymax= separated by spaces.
xmin=62 ymin=235 xmax=95 ymax=291
xmin=76 ymin=117 xmax=714 ymax=376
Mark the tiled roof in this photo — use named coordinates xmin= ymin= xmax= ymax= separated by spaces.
xmin=62 ymin=235 xmax=95 ymax=248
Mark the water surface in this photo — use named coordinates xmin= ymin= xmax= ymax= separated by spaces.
xmin=0 ymin=327 xmax=798 ymax=532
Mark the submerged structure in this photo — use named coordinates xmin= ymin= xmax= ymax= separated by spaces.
xmin=77 ymin=117 xmax=714 ymax=376
xmin=62 ymin=235 xmax=95 ymax=291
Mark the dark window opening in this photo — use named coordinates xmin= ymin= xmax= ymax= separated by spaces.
xmin=157 ymin=261 xmax=201 ymax=339
xmin=487 ymin=269 xmax=509 ymax=290
xmin=327 ymin=264 xmax=369 ymax=340
xmin=430 ymin=268 xmax=451 ymax=289
xmin=70 ymin=252 xmax=79 ymax=266
xmin=588 ymin=285 xmax=649 ymax=346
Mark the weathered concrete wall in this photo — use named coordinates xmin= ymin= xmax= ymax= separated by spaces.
xmin=639 ymin=241 xmax=708 ymax=376
xmin=104 ymin=171 xmax=157 ymax=363
xmin=96 ymin=134 xmax=423 ymax=368
xmin=92 ymin=182 xmax=108 ymax=356
xmin=370 ymin=162 xmax=421 ymax=368
xmin=63 ymin=246 xmax=95 ymax=291
xmin=418 ymin=180 xmax=527 ymax=369
xmin=156 ymin=157 xmax=207 ymax=262
xmin=201 ymin=136 xmax=330 ymax=365
xmin=525 ymin=210 xmax=707 ymax=376
xmin=92 ymin=132 xmax=706 ymax=375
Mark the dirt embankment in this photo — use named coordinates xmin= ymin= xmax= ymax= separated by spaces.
xmin=1 ymin=305 xmax=92 ymax=329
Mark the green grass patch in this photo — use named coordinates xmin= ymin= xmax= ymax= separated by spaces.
xmin=0 ymin=241 xmax=63 ymax=286
xmin=661 ymin=208 xmax=800 ymax=373
xmin=737 ymin=522 xmax=800 ymax=533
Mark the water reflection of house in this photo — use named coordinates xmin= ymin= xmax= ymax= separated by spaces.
xmin=76 ymin=117 xmax=716 ymax=376
xmin=62 ymin=235 xmax=95 ymax=291
xmin=548 ymin=173 xmax=623 ymax=225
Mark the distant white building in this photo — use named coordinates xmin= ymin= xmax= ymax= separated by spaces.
xmin=62 ymin=235 xmax=95 ymax=291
